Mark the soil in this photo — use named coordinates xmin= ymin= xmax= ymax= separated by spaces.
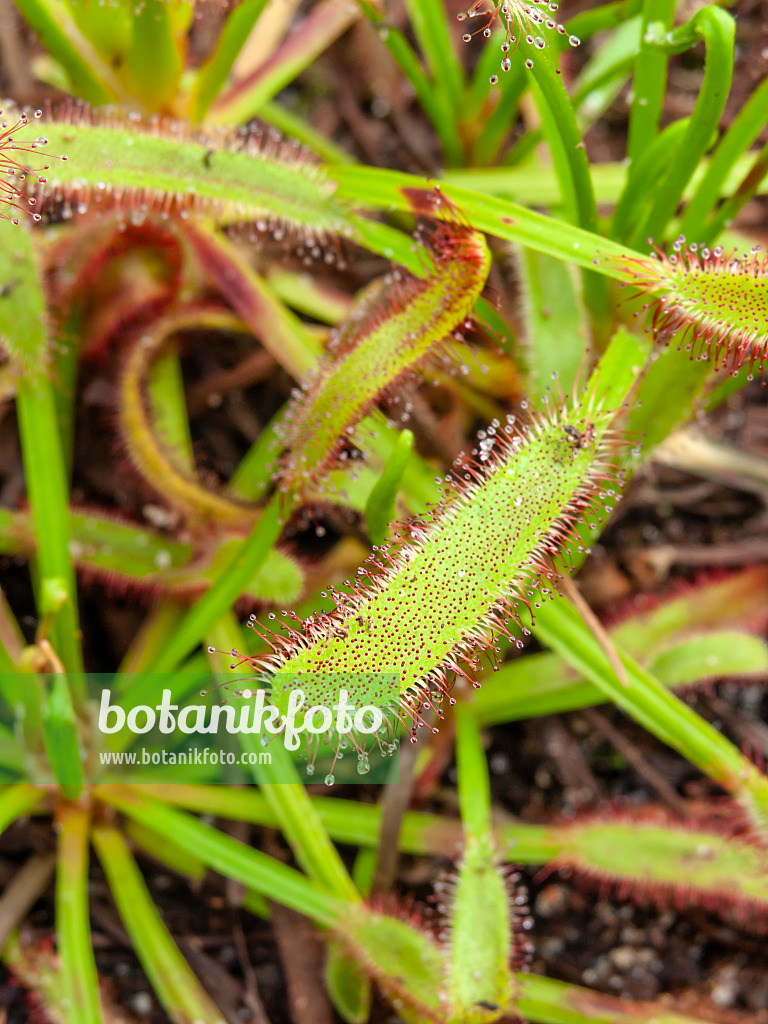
xmin=1 ymin=1 xmax=768 ymax=1022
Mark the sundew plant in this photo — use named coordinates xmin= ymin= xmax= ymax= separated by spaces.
xmin=1 ymin=1 xmax=768 ymax=1022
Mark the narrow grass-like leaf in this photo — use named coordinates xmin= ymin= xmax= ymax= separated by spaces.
xmin=468 ymin=52 xmax=527 ymax=168
xmin=364 ymin=429 xmax=414 ymax=545
xmin=570 ymin=15 xmax=640 ymax=131
xmin=12 ymin=0 xmax=121 ymax=104
xmin=526 ymin=49 xmax=609 ymax=338
xmin=2 ymin=220 xmax=83 ymax=684
xmin=636 ymin=5 xmax=735 ymax=245
xmin=627 ymin=0 xmax=674 ymax=162
xmin=403 ymin=0 xmax=465 ymax=114
xmin=357 ymin=0 xmax=464 ymax=166
xmin=515 ymin=247 xmax=588 ymax=401
xmin=55 ymin=805 xmax=104 ymax=1024
xmin=41 ymin=673 xmax=83 ymax=799
xmin=124 ymin=818 xmax=207 ymax=882
xmin=610 ymin=118 xmax=689 ymax=242
xmin=93 ymin=825 xmax=227 ymax=1024
xmin=0 ymin=784 xmax=44 ymax=837
xmin=126 ymin=0 xmax=184 ymax=112
xmin=681 ymin=73 xmax=768 ymax=239
xmin=95 ymin=786 xmax=342 ymax=926
xmin=189 ymin=0 xmax=270 ymax=122
xmin=211 ymin=0 xmax=359 ymax=126
xmin=533 ymin=597 xmax=768 ymax=834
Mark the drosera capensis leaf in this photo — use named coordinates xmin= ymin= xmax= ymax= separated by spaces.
xmin=144 ymin=783 xmax=768 ymax=929
xmin=20 ymin=103 xmax=359 ymax=244
xmin=9 ymin=103 xmax=646 ymax=278
xmin=448 ymin=706 xmax=527 ymax=1022
xmin=233 ymin=364 xmax=626 ymax=772
xmin=517 ymin=973 xmax=730 ymax=1024
xmin=542 ymin=805 xmax=768 ymax=931
xmin=0 ymin=505 xmax=303 ymax=606
xmin=616 ymin=239 xmax=768 ymax=372
xmin=0 ymin=107 xmax=51 ymax=225
xmin=279 ymin=193 xmax=491 ymax=494
xmin=117 ymin=307 xmax=263 ymax=528
xmin=458 ymin=0 xmax=580 ymax=79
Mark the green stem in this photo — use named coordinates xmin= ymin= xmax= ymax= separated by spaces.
xmin=703 ymin=138 xmax=768 ymax=242
xmin=126 ymin=0 xmax=183 ymax=112
xmin=611 ymin=118 xmax=689 ymax=241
